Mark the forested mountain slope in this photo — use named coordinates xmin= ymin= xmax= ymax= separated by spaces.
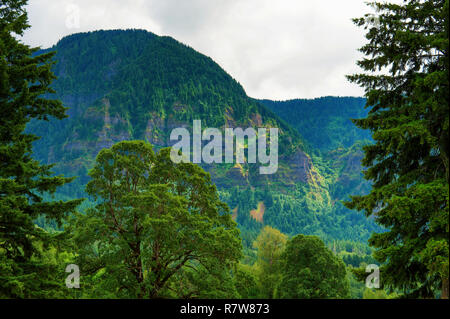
xmin=259 ymin=97 xmax=371 ymax=151
xmin=259 ymin=97 xmax=377 ymax=240
xmin=28 ymin=29 xmax=380 ymax=248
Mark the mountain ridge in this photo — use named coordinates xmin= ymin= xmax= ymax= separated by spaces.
xmin=28 ymin=29 xmax=380 ymax=247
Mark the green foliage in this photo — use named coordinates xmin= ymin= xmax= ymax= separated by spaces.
xmin=233 ymin=263 xmax=261 ymax=298
xmin=276 ymin=234 xmax=350 ymax=299
xmin=0 ymin=0 xmax=82 ymax=298
xmin=253 ymin=226 xmax=287 ymax=298
xmin=363 ymin=288 xmax=399 ymax=299
xmin=256 ymin=99 xmax=382 ymax=244
xmin=259 ymin=97 xmax=371 ymax=151
xmin=21 ymin=28 xmax=385 ymax=251
xmin=67 ymin=140 xmax=242 ymax=298
xmin=347 ymin=267 xmax=366 ymax=299
xmin=0 ymin=2 xmax=398 ymax=299
xmin=170 ymin=264 xmax=239 ymax=298
xmin=345 ymin=0 xmax=449 ymax=298
xmin=28 ymin=29 xmax=300 ymax=175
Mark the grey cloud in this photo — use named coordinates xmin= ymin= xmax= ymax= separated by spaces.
xmin=22 ymin=0 xmax=371 ymax=99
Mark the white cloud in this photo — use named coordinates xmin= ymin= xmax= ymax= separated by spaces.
xmin=22 ymin=0 xmax=374 ymax=99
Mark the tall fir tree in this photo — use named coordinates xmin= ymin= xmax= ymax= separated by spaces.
xmin=346 ymin=0 xmax=449 ymax=298
xmin=0 ymin=0 xmax=82 ymax=297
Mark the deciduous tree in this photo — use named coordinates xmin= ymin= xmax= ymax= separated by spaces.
xmin=69 ymin=141 xmax=242 ymax=298
xmin=277 ymin=234 xmax=350 ymax=299
xmin=253 ymin=226 xmax=287 ymax=298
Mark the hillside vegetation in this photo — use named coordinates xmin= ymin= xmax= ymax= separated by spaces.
xmin=28 ymin=30 xmax=380 ymax=249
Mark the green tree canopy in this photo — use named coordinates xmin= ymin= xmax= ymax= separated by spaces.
xmin=346 ymin=0 xmax=449 ymax=298
xmin=68 ymin=141 xmax=242 ymax=298
xmin=233 ymin=263 xmax=260 ymax=299
xmin=276 ymin=234 xmax=350 ymax=299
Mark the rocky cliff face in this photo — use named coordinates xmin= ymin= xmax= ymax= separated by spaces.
xmin=50 ymin=93 xmax=320 ymax=190
xmin=29 ymin=31 xmax=319 ymax=190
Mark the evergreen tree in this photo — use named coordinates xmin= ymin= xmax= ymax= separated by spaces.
xmin=346 ymin=0 xmax=449 ymax=298
xmin=0 ymin=0 xmax=82 ymax=297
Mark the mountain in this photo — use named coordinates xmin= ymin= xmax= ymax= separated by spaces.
xmin=258 ymin=97 xmax=373 ymax=199
xmin=259 ymin=97 xmax=371 ymax=152
xmin=259 ymin=97 xmax=376 ymax=234
xmin=28 ymin=29 xmax=380 ymax=248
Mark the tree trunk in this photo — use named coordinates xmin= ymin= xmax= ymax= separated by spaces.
xmin=442 ymin=278 xmax=449 ymax=299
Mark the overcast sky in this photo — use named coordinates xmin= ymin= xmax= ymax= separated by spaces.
xmin=22 ymin=0 xmax=375 ymax=100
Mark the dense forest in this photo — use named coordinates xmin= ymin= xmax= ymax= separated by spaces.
xmin=26 ymin=29 xmax=382 ymax=250
xmin=259 ymin=97 xmax=371 ymax=152
xmin=0 ymin=0 xmax=448 ymax=299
